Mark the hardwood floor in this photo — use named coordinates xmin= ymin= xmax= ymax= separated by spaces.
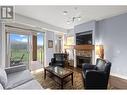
xmin=109 ymin=75 xmax=127 ymax=89
xmin=32 ymin=66 xmax=126 ymax=89
xmin=33 ymin=66 xmax=84 ymax=89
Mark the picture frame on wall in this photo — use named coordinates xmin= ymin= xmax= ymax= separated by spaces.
xmin=48 ymin=40 xmax=53 ymax=48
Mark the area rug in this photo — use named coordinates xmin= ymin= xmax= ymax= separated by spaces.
xmin=33 ymin=67 xmax=84 ymax=89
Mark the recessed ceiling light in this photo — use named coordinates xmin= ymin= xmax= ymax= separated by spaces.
xmin=63 ymin=11 xmax=68 ymax=15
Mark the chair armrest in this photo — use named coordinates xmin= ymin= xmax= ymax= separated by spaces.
xmin=49 ymin=58 xmax=56 ymax=66
xmin=49 ymin=62 xmax=52 ymax=65
xmin=51 ymin=58 xmax=55 ymax=63
xmin=82 ymin=63 xmax=96 ymax=72
xmin=5 ymin=65 xmax=27 ymax=74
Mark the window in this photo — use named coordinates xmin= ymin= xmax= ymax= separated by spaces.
xmin=66 ymin=36 xmax=74 ymax=45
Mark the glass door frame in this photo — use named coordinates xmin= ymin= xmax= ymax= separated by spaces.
xmin=37 ymin=32 xmax=45 ymax=67
xmin=6 ymin=32 xmax=32 ymax=68
xmin=5 ymin=26 xmax=45 ymax=70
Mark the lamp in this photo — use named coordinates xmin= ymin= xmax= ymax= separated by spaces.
xmin=63 ymin=7 xmax=82 ymax=24
xmin=95 ymin=45 xmax=104 ymax=59
xmin=67 ymin=16 xmax=81 ymax=24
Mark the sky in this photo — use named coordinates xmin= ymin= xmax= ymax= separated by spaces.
xmin=10 ymin=33 xmax=44 ymax=45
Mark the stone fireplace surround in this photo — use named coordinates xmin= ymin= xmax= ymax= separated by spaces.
xmin=74 ymin=45 xmax=94 ymax=68
xmin=76 ymin=50 xmax=92 ymax=68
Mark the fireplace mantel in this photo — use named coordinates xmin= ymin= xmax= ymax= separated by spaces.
xmin=74 ymin=45 xmax=94 ymax=68
xmin=74 ymin=45 xmax=94 ymax=50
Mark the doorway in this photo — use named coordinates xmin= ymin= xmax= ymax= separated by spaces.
xmin=30 ymin=32 xmax=45 ymax=71
xmin=6 ymin=33 xmax=30 ymax=68
xmin=6 ymin=26 xmax=45 ymax=71
xmin=55 ymin=36 xmax=62 ymax=53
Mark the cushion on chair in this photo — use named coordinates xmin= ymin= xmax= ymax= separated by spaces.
xmin=0 ymin=67 xmax=8 ymax=88
xmin=5 ymin=70 xmax=33 ymax=89
xmin=0 ymin=83 xmax=4 ymax=90
xmin=12 ymin=80 xmax=43 ymax=90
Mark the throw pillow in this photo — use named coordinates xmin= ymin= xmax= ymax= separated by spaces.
xmin=0 ymin=83 xmax=4 ymax=90
xmin=0 ymin=67 xmax=8 ymax=88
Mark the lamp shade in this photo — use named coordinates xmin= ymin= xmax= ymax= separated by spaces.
xmin=95 ymin=45 xmax=104 ymax=59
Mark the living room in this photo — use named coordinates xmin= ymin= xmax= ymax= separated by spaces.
xmin=1 ymin=5 xmax=127 ymax=91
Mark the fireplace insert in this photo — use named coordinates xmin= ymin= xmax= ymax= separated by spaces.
xmin=76 ymin=56 xmax=91 ymax=68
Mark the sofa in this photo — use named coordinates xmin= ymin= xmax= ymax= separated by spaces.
xmin=49 ymin=53 xmax=67 ymax=67
xmin=0 ymin=65 xmax=43 ymax=90
xmin=82 ymin=58 xmax=111 ymax=89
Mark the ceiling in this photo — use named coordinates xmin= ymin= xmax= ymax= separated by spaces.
xmin=15 ymin=6 xmax=127 ymax=29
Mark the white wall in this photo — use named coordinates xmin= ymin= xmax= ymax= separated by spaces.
xmin=0 ymin=22 xmax=2 ymax=66
xmin=45 ymin=31 xmax=55 ymax=67
xmin=0 ymin=22 xmax=5 ymax=68
xmin=96 ymin=13 xmax=127 ymax=78
xmin=67 ymin=29 xmax=75 ymax=36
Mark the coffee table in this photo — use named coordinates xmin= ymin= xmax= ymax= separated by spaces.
xmin=44 ymin=66 xmax=73 ymax=89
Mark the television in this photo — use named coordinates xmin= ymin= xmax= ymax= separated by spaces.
xmin=76 ymin=31 xmax=92 ymax=45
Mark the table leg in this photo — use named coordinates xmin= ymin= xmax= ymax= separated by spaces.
xmin=71 ymin=73 xmax=73 ymax=85
xmin=44 ymin=69 xmax=46 ymax=79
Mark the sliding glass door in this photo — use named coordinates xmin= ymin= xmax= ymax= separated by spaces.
xmin=6 ymin=27 xmax=45 ymax=71
xmin=7 ymin=33 xmax=30 ymax=67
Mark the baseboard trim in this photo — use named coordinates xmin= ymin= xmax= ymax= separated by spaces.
xmin=109 ymin=74 xmax=127 ymax=89
xmin=110 ymin=73 xmax=127 ymax=80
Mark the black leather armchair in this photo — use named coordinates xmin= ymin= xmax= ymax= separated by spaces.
xmin=82 ymin=58 xmax=111 ymax=89
xmin=49 ymin=53 xmax=67 ymax=67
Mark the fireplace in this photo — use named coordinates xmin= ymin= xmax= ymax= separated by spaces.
xmin=76 ymin=56 xmax=91 ymax=68
xmin=75 ymin=31 xmax=93 ymax=68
